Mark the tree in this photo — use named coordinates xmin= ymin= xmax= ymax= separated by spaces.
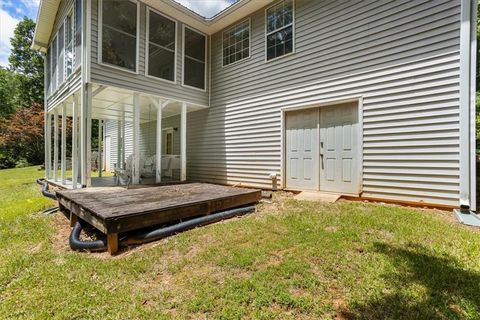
xmin=0 ymin=103 xmax=45 ymax=166
xmin=0 ymin=67 xmax=19 ymax=118
xmin=8 ymin=17 xmax=44 ymax=108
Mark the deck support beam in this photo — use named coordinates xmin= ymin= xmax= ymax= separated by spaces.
xmin=107 ymin=233 xmax=118 ymax=255
xmin=53 ymin=108 xmax=59 ymax=181
xmin=72 ymin=94 xmax=79 ymax=189
xmin=132 ymin=93 xmax=140 ymax=184
xmin=180 ymin=102 xmax=187 ymax=181
xmin=155 ymin=99 xmax=163 ymax=183
xmin=61 ymin=103 xmax=67 ymax=184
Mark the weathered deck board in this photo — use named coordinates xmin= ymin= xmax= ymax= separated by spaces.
xmin=57 ymin=183 xmax=261 ymax=235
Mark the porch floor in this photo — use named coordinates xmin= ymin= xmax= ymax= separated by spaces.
xmin=56 ymin=183 xmax=262 ymax=254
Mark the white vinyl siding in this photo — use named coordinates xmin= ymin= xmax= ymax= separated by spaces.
xmin=187 ymin=0 xmax=462 ymax=207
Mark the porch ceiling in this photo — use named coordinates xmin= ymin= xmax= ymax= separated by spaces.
xmin=50 ymin=84 xmax=207 ymax=122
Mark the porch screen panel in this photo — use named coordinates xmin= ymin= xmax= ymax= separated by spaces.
xmin=65 ymin=12 xmax=74 ymax=77
xmin=58 ymin=23 xmax=65 ymax=85
xmin=183 ymin=27 xmax=205 ymax=90
xmin=148 ymin=10 xmax=175 ymax=81
xmin=74 ymin=0 xmax=82 ymax=69
xmin=101 ymin=0 xmax=137 ymax=72
xmin=51 ymin=37 xmax=57 ymax=93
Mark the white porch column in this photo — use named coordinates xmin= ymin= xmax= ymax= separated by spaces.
xmin=53 ymin=108 xmax=59 ymax=181
xmin=85 ymin=84 xmax=92 ymax=187
xmin=98 ymin=119 xmax=103 ymax=177
xmin=45 ymin=112 xmax=52 ymax=179
xmin=132 ymin=93 xmax=140 ymax=184
xmin=180 ymin=102 xmax=187 ymax=181
xmin=117 ymin=119 xmax=122 ymax=170
xmin=61 ymin=103 xmax=67 ymax=184
xmin=155 ymin=100 xmax=162 ymax=183
xmin=72 ymin=94 xmax=78 ymax=189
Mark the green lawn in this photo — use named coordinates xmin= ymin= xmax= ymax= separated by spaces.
xmin=0 ymin=166 xmax=479 ymax=319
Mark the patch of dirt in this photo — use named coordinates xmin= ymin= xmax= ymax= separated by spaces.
xmin=50 ymin=212 xmax=71 ymax=253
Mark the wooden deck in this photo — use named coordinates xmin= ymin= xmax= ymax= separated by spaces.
xmin=56 ymin=183 xmax=261 ymax=254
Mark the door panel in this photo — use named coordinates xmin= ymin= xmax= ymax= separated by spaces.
xmin=286 ymin=108 xmax=319 ymax=190
xmin=320 ymin=102 xmax=359 ymax=194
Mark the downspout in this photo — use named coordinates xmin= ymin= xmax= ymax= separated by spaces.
xmin=458 ymin=0 xmax=475 ymax=209
xmin=468 ymin=0 xmax=477 ymax=211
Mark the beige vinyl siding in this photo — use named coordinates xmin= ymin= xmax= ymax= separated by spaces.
xmin=89 ymin=0 xmax=209 ymax=107
xmin=186 ymin=0 xmax=461 ymax=207
xmin=46 ymin=0 xmax=80 ymax=111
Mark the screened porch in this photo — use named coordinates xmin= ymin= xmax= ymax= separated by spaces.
xmin=44 ymin=84 xmax=207 ymax=189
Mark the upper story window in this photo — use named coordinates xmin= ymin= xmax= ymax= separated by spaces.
xmin=65 ymin=11 xmax=74 ymax=77
xmin=74 ymin=0 xmax=82 ymax=69
xmin=51 ymin=36 xmax=57 ymax=93
xmin=46 ymin=48 xmax=51 ymax=96
xmin=183 ymin=26 xmax=206 ymax=90
xmin=146 ymin=9 xmax=176 ymax=82
xmin=58 ymin=23 xmax=65 ymax=85
xmin=100 ymin=0 xmax=138 ymax=72
xmin=222 ymin=19 xmax=250 ymax=66
xmin=266 ymin=0 xmax=294 ymax=61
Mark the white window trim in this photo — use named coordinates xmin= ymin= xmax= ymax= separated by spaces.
xmin=221 ymin=18 xmax=251 ymax=68
xmin=98 ymin=0 xmax=140 ymax=75
xmin=145 ymin=7 xmax=177 ymax=84
xmin=181 ymin=25 xmax=207 ymax=92
xmin=264 ymin=0 xmax=295 ymax=63
xmin=58 ymin=21 xmax=65 ymax=87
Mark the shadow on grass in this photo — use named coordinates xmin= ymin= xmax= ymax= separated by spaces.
xmin=342 ymin=242 xmax=480 ymax=320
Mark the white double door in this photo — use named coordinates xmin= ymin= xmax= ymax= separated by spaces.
xmin=285 ymin=102 xmax=359 ymax=194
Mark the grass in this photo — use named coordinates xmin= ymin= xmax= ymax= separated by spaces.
xmin=1 ymin=166 xmax=480 ymax=319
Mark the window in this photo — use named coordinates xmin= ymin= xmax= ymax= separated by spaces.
xmin=65 ymin=11 xmax=74 ymax=77
xmin=266 ymin=0 xmax=294 ymax=61
xmin=183 ymin=27 xmax=206 ymax=90
xmin=100 ymin=0 xmax=138 ymax=72
xmin=74 ymin=0 xmax=82 ymax=69
xmin=164 ymin=129 xmax=173 ymax=155
xmin=222 ymin=19 xmax=250 ymax=66
xmin=51 ymin=36 xmax=57 ymax=92
xmin=46 ymin=48 xmax=51 ymax=96
xmin=58 ymin=23 xmax=65 ymax=85
xmin=147 ymin=9 xmax=176 ymax=82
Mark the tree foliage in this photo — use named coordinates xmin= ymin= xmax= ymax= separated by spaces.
xmin=0 ymin=103 xmax=44 ymax=166
xmin=8 ymin=18 xmax=44 ymax=108
xmin=0 ymin=67 xmax=19 ymax=118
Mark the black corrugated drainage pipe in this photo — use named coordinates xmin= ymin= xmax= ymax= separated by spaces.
xmin=36 ymin=178 xmax=57 ymax=200
xmin=68 ymin=205 xmax=256 ymax=252
xmin=69 ymin=221 xmax=108 ymax=251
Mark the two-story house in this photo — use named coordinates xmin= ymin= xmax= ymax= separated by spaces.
xmin=33 ymin=0 xmax=477 ymax=211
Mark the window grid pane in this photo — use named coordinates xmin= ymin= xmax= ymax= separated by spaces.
xmin=101 ymin=0 xmax=137 ymax=71
xmin=266 ymin=0 xmax=294 ymax=60
xmin=222 ymin=20 xmax=250 ymax=66
xmin=148 ymin=10 xmax=176 ymax=81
